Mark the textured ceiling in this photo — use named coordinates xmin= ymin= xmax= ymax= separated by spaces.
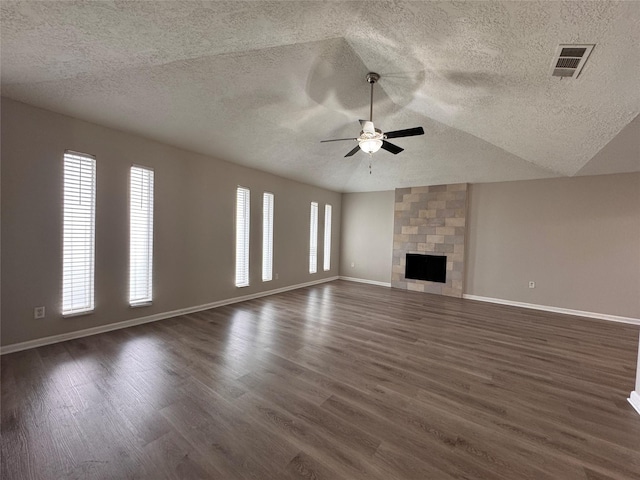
xmin=2 ymin=1 xmax=639 ymax=192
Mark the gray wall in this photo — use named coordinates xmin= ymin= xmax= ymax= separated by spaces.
xmin=466 ymin=173 xmax=640 ymax=318
xmin=1 ymin=98 xmax=341 ymax=346
xmin=339 ymin=174 xmax=640 ymax=319
xmin=339 ymin=191 xmax=394 ymax=284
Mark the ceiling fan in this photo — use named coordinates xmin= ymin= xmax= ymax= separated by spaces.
xmin=321 ymin=72 xmax=424 ymax=158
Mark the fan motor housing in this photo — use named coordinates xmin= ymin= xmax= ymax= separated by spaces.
xmin=359 ymin=128 xmax=383 ymax=139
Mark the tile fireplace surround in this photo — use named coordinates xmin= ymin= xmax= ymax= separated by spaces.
xmin=392 ymin=184 xmax=467 ymax=297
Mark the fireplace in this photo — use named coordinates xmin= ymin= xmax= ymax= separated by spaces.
xmin=405 ymin=253 xmax=447 ymax=283
xmin=393 ymin=183 xmax=467 ymax=297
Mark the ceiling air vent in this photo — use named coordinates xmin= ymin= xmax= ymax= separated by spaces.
xmin=551 ymin=44 xmax=595 ymax=78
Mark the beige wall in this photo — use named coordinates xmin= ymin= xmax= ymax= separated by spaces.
xmin=339 ymin=191 xmax=394 ymax=284
xmin=1 ymin=98 xmax=341 ymax=346
xmin=466 ymin=173 xmax=640 ymax=318
xmin=339 ymin=174 xmax=639 ymax=319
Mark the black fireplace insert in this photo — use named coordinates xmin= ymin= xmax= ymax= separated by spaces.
xmin=405 ymin=253 xmax=446 ymax=283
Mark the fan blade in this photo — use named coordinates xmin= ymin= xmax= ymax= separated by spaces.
xmin=345 ymin=145 xmax=361 ymax=157
xmin=381 ymin=141 xmax=404 ymax=154
xmin=384 ymin=126 xmax=424 ymax=139
xmin=321 ymin=137 xmax=358 ymax=143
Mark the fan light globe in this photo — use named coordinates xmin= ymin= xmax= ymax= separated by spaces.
xmin=360 ymin=139 xmax=383 ymax=154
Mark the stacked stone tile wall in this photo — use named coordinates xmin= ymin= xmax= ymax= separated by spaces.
xmin=392 ymin=184 xmax=467 ymax=297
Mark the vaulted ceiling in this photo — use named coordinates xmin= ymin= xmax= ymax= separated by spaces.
xmin=2 ymin=1 xmax=639 ymax=192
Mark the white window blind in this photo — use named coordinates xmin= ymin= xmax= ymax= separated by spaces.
xmin=236 ymin=186 xmax=250 ymax=287
xmin=309 ymin=202 xmax=318 ymax=274
xmin=129 ymin=165 xmax=154 ymax=305
xmin=62 ymin=151 xmax=96 ymax=315
xmin=324 ymin=204 xmax=332 ymax=271
xmin=262 ymin=192 xmax=274 ymax=282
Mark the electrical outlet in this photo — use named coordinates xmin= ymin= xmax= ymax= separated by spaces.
xmin=528 ymin=281 xmax=535 ymax=289
xmin=351 ymin=262 xmax=355 ymax=268
xmin=34 ymin=306 xmax=45 ymax=319
xmin=275 ymin=273 xmax=279 ymax=280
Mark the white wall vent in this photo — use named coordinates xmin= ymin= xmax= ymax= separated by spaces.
xmin=551 ymin=44 xmax=595 ymax=78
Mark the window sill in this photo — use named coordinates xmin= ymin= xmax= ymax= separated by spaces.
xmin=63 ymin=309 xmax=94 ymax=318
xmin=130 ymin=302 xmax=152 ymax=308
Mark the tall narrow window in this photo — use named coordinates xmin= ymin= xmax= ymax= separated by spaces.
xmin=129 ymin=165 xmax=154 ymax=306
xmin=62 ymin=151 xmax=96 ymax=315
xmin=236 ymin=186 xmax=250 ymax=287
xmin=262 ymin=192 xmax=274 ymax=282
xmin=323 ymin=204 xmax=332 ymax=271
xmin=309 ymin=202 xmax=318 ymax=274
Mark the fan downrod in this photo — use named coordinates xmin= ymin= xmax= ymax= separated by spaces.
xmin=366 ymin=72 xmax=380 ymax=122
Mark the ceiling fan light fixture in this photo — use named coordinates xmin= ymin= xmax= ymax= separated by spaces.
xmin=320 ymin=72 xmax=424 ymax=159
xmin=359 ymin=138 xmax=383 ymax=154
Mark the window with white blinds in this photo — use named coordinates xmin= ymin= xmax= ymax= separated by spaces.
xmin=262 ymin=192 xmax=274 ymax=282
xmin=309 ymin=202 xmax=318 ymax=274
xmin=236 ymin=186 xmax=250 ymax=287
xmin=129 ymin=165 xmax=154 ymax=306
xmin=62 ymin=151 xmax=96 ymax=316
xmin=323 ymin=204 xmax=332 ymax=271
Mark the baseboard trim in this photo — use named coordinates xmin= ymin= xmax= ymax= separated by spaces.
xmin=628 ymin=391 xmax=640 ymax=415
xmin=462 ymin=294 xmax=640 ymax=326
xmin=339 ymin=276 xmax=391 ymax=288
xmin=0 ymin=276 xmax=339 ymax=355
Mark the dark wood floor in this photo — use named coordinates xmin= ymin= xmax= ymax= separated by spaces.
xmin=2 ymin=280 xmax=639 ymax=479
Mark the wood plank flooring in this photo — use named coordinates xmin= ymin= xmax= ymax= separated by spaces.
xmin=2 ymin=280 xmax=639 ymax=479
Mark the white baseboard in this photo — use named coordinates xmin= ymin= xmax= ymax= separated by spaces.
xmin=0 ymin=276 xmax=339 ymax=355
xmin=339 ymin=276 xmax=391 ymax=288
xmin=628 ymin=391 xmax=640 ymax=415
xmin=462 ymin=294 xmax=640 ymax=326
